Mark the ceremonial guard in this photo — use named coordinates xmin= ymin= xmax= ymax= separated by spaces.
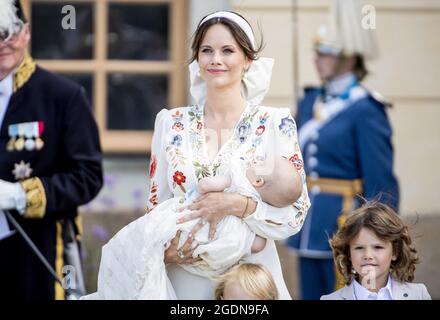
xmin=0 ymin=1 xmax=103 ymax=299
xmin=287 ymin=0 xmax=399 ymax=299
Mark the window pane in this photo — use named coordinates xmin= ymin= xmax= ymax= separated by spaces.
xmin=31 ymin=3 xmax=94 ymax=59
xmin=107 ymin=74 xmax=167 ymax=130
xmin=58 ymin=73 xmax=93 ymax=109
xmin=108 ymin=4 xmax=169 ymax=60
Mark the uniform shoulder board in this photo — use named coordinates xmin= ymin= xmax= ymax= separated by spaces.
xmin=370 ymin=90 xmax=393 ymax=108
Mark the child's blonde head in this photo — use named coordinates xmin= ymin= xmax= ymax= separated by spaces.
xmin=330 ymin=201 xmax=419 ymax=285
xmin=214 ymin=263 xmax=279 ymax=300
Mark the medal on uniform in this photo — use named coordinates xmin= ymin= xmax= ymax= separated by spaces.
xmin=35 ymin=121 xmax=45 ymax=150
xmin=35 ymin=137 xmax=44 ymax=150
xmin=24 ymin=122 xmax=35 ymax=151
xmin=7 ymin=121 xmax=45 ymax=152
xmin=14 ymin=123 xmax=26 ymax=151
xmin=7 ymin=124 xmax=18 ymax=152
xmin=24 ymin=138 xmax=36 ymax=151
xmin=12 ymin=160 xmax=33 ymax=180
xmin=14 ymin=137 xmax=25 ymax=151
xmin=6 ymin=138 xmax=15 ymax=151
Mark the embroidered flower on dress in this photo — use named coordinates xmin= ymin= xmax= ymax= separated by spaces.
xmin=173 ymin=171 xmax=187 ymax=193
xmin=149 ymin=154 xmax=157 ymax=179
xmin=289 ymin=154 xmax=303 ymax=171
xmin=236 ymin=120 xmax=251 ymax=144
xmin=278 ymin=116 xmax=296 ymax=137
xmin=171 ymin=134 xmax=183 ymax=147
xmin=172 ymin=110 xmax=183 ymax=122
xmin=197 ymin=121 xmax=203 ymax=131
xmin=259 ymin=112 xmax=269 ymax=124
xmin=242 ymin=110 xmax=270 ymax=163
xmin=166 ymin=146 xmax=187 ymax=168
xmin=150 ymin=183 xmax=158 ymax=195
xmin=172 ymin=122 xmax=184 ymax=131
xmin=149 ymin=194 xmax=158 ymax=206
xmin=148 ymin=181 xmax=158 ymax=206
xmin=252 ymin=137 xmax=262 ymax=148
xmin=255 ymin=125 xmax=265 ymax=136
xmin=188 ymin=107 xmax=205 ymax=162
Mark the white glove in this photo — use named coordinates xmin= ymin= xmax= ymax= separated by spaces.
xmin=0 ymin=179 xmax=27 ymax=215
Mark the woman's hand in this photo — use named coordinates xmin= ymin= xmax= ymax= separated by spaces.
xmin=164 ymin=230 xmax=201 ymax=264
xmin=177 ymin=192 xmax=257 ymax=240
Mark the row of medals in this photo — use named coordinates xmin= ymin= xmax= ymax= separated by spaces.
xmin=6 ymin=137 xmax=44 ymax=152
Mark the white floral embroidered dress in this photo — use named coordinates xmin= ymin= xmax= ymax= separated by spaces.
xmin=149 ymin=104 xmax=309 ymax=236
xmin=147 ymin=104 xmax=310 ymax=299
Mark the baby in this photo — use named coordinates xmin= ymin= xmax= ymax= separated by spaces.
xmin=185 ymin=155 xmax=302 ymax=260
xmin=82 ymin=156 xmax=301 ymax=300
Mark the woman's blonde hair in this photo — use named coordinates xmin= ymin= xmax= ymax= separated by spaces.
xmin=214 ymin=263 xmax=278 ymax=300
xmin=330 ymin=201 xmax=419 ymax=285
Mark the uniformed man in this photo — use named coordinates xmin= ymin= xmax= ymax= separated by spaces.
xmin=0 ymin=0 xmax=103 ymax=299
xmin=287 ymin=0 xmax=399 ymax=300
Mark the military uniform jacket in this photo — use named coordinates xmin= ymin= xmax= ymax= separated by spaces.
xmin=0 ymin=56 xmax=103 ymax=299
xmin=0 ymin=56 xmax=103 ymax=220
xmin=287 ymin=85 xmax=399 ymax=258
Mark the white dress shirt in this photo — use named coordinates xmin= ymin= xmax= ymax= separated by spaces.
xmin=0 ymin=73 xmax=13 ymax=130
xmin=353 ymin=275 xmax=394 ymax=300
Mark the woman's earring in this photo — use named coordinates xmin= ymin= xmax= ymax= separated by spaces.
xmin=351 ymin=268 xmax=357 ymax=274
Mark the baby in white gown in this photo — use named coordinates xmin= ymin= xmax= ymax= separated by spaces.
xmin=81 ymin=156 xmax=301 ymax=300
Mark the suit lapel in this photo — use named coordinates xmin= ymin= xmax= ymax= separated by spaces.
xmin=340 ymin=283 xmax=356 ymax=300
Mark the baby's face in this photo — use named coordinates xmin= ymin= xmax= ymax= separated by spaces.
xmin=246 ymin=156 xmax=300 ymax=207
xmin=245 ymin=158 xmax=275 ymax=186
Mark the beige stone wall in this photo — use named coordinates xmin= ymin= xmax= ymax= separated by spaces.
xmin=233 ymin=0 xmax=440 ymax=216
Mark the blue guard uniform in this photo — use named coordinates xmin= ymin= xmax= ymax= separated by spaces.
xmin=287 ymin=73 xmax=399 ymax=299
